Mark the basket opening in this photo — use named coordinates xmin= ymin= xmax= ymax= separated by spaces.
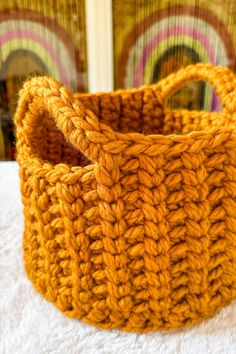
xmin=78 ymin=90 xmax=230 ymax=135
xmin=35 ymin=89 xmax=231 ymax=167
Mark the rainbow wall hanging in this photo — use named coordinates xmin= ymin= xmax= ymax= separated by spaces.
xmin=0 ymin=9 xmax=81 ymax=91
xmin=114 ymin=3 xmax=235 ymax=111
xmin=0 ymin=2 xmax=87 ymax=160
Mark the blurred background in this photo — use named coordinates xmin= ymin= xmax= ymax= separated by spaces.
xmin=1 ymin=0 xmax=236 ymax=160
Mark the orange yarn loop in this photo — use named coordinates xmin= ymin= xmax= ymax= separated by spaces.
xmin=15 ymin=63 xmax=236 ymax=332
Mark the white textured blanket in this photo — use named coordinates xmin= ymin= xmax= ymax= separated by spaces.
xmin=0 ymin=162 xmax=236 ymax=354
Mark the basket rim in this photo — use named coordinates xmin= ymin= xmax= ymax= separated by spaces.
xmin=15 ymin=63 xmax=236 ymax=168
xmin=17 ymin=120 xmax=236 ymax=177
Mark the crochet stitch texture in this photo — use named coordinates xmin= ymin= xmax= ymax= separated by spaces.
xmin=15 ymin=64 xmax=236 ymax=332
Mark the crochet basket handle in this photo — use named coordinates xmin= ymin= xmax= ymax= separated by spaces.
xmin=158 ymin=63 xmax=236 ymax=113
xmin=14 ymin=76 xmax=114 ymax=163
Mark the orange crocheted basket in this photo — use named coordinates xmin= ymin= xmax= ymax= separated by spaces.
xmin=15 ymin=63 xmax=236 ymax=332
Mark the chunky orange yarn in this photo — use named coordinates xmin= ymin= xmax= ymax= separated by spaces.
xmin=15 ymin=63 xmax=236 ymax=332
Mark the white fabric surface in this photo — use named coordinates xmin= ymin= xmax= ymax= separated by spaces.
xmin=0 ymin=161 xmax=236 ymax=354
